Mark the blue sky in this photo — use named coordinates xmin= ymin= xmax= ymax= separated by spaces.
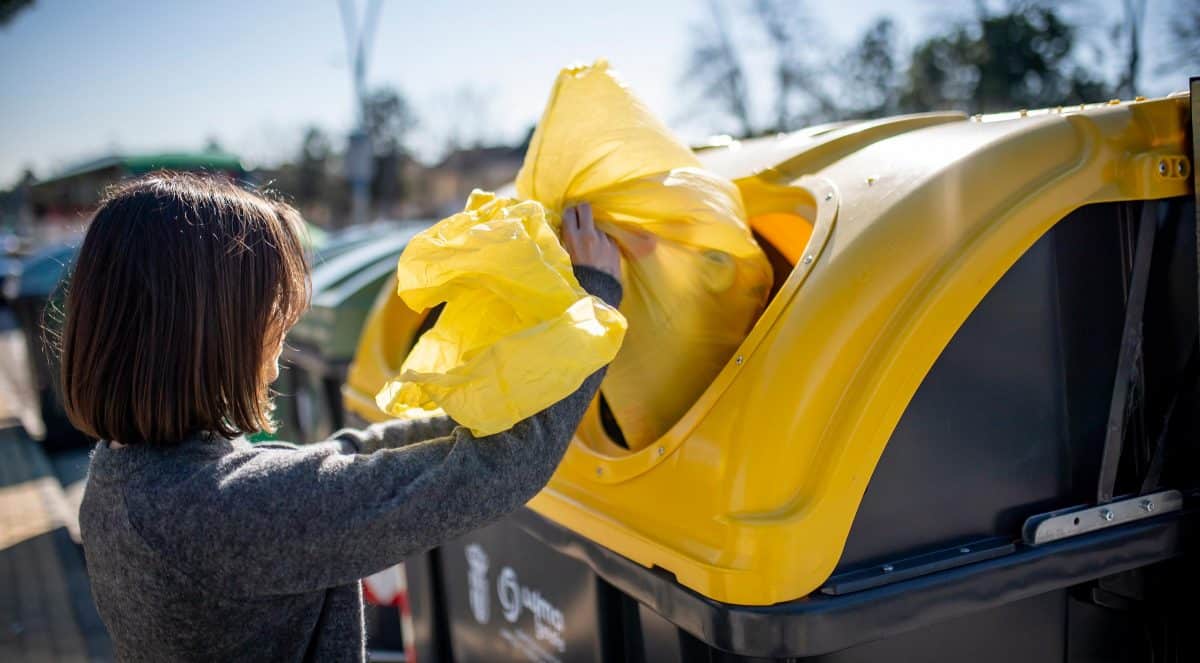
xmin=0 ymin=0 xmax=1179 ymax=187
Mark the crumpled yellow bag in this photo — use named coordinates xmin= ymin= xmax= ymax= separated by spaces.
xmin=378 ymin=60 xmax=771 ymax=447
xmin=374 ymin=190 xmax=627 ymax=435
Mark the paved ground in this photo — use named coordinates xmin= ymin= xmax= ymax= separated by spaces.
xmin=0 ymin=306 xmax=111 ymax=662
xmin=0 ymin=425 xmax=111 ymax=662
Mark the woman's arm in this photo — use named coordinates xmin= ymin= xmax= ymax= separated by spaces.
xmin=156 ymin=260 xmax=621 ymax=597
xmin=178 ymin=363 xmax=609 ymax=597
xmin=331 ymin=415 xmax=458 ymax=453
xmin=326 ymin=202 xmax=620 ymax=456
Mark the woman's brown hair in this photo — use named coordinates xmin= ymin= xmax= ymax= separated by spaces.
xmin=60 ymin=172 xmax=310 ymax=445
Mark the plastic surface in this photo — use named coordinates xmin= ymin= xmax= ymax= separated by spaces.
xmin=343 ymin=273 xmax=425 ymax=424
xmin=526 ymin=96 xmax=1193 ymax=605
xmin=424 ymin=505 xmax=1190 ymax=659
xmin=289 ymin=231 xmax=416 ymax=350
xmin=375 ymin=190 xmax=627 ymax=435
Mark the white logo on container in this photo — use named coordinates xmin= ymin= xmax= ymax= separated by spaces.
xmin=497 ymin=566 xmax=522 ymax=623
xmin=465 ymin=544 xmax=490 ymax=625
xmin=496 ymin=565 xmax=567 ymax=653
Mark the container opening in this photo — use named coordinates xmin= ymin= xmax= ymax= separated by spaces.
xmin=356 ymin=181 xmax=821 ymax=457
xmin=577 ymin=178 xmax=817 ymax=458
xmin=598 ymin=393 xmax=628 ymax=449
xmin=750 ymin=219 xmax=802 ymax=299
xmin=742 ymin=175 xmax=818 ymax=301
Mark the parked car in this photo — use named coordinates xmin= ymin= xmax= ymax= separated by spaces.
xmin=5 ymin=242 xmax=82 ymax=448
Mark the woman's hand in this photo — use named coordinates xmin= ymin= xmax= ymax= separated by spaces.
xmin=562 ymin=203 xmax=622 ymax=283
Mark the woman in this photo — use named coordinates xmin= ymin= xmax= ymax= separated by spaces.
xmin=67 ymin=172 xmax=622 ymax=662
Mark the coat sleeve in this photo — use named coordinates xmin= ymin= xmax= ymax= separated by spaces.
xmin=330 ymin=415 xmax=459 ymax=453
xmin=155 ymin=267 xmax=622 ymax=597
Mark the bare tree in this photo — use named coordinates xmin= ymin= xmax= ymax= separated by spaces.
xmin=0 ymin=0 xmax=33 ymax=27
xmin=684 ymin=0 xmax=880 ymax=135
xmin=1167 ymin=0 xmax=1200 ymax=72
xmin=842 ymin=18 xmax=903 ymax=118
xmin=362 ymin=87 xmax=418 ymax=212
xmin=297 ymin=127 xmax=331 ymax=205
xmin=1115 ymin=0 xmax=1147 ymax=97
xmin=752 ymin=0 xmax=839 ymax=130
xmin=683 ymin=0 xmax=754 ymax=137
xmin=755 ymin=0 xmax=803 ymax=131
xmin=363 ymin=87 xmax=417 ymax=156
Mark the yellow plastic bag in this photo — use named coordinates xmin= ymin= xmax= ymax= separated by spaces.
xmin=516 ymin=61 xmax=772 ymax=449
xmin=375 ymin=190 xmax=627 ymax=435
xmin=377 ymin=60 xmax=771 ymax=447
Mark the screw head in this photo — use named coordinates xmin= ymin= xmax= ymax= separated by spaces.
xmin=1140 ymin=499 xmax=1154 ymax=513
xmin=881 ymin=564 xmax=894 ymax=573
xmin=734 ymin=354 xmax=744 ymax=366
xmin=657 ymin=446 xmax=665 ymax=456
xmin=958 ymin=547 xmax=971 ymax=554
xmin=1100 ymin=508 xmax=1114 ymax=522
xmin=595 ymin=467 xmax=604 ymax=477
xmin=824 ymin=192 xmax=833 ymax=201
xmin=1159 ymin=160 xmax=1169 ymax=175
xmin=802 ymin=254 xmax=814 ymax=265
xmin=1178 ymin=160 xmax=1187 ymax=176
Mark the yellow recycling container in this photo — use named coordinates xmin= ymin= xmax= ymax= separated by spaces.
xmin=346 ymin=94 xmax=1195 ymax=611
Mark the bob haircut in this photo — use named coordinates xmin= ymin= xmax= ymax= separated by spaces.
xmin=60 ymin=172 xmax=310 ymax=445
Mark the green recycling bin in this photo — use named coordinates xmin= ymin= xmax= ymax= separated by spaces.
xmin=274 ymin=222 xmax=430 ymax=445
xmin=266 ymin=223 xmax=393 ymax=443
xmin=264 ymin=220 xmax=389 ymax=442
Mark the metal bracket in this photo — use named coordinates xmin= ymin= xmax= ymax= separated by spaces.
xmin=1096 ymin=201 xmax=1158 ymax=504
xmin=819 ymin=537 xmax=1015 ymax=595
xmin=1022 ymin=489 xmax=1183 ymax=545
